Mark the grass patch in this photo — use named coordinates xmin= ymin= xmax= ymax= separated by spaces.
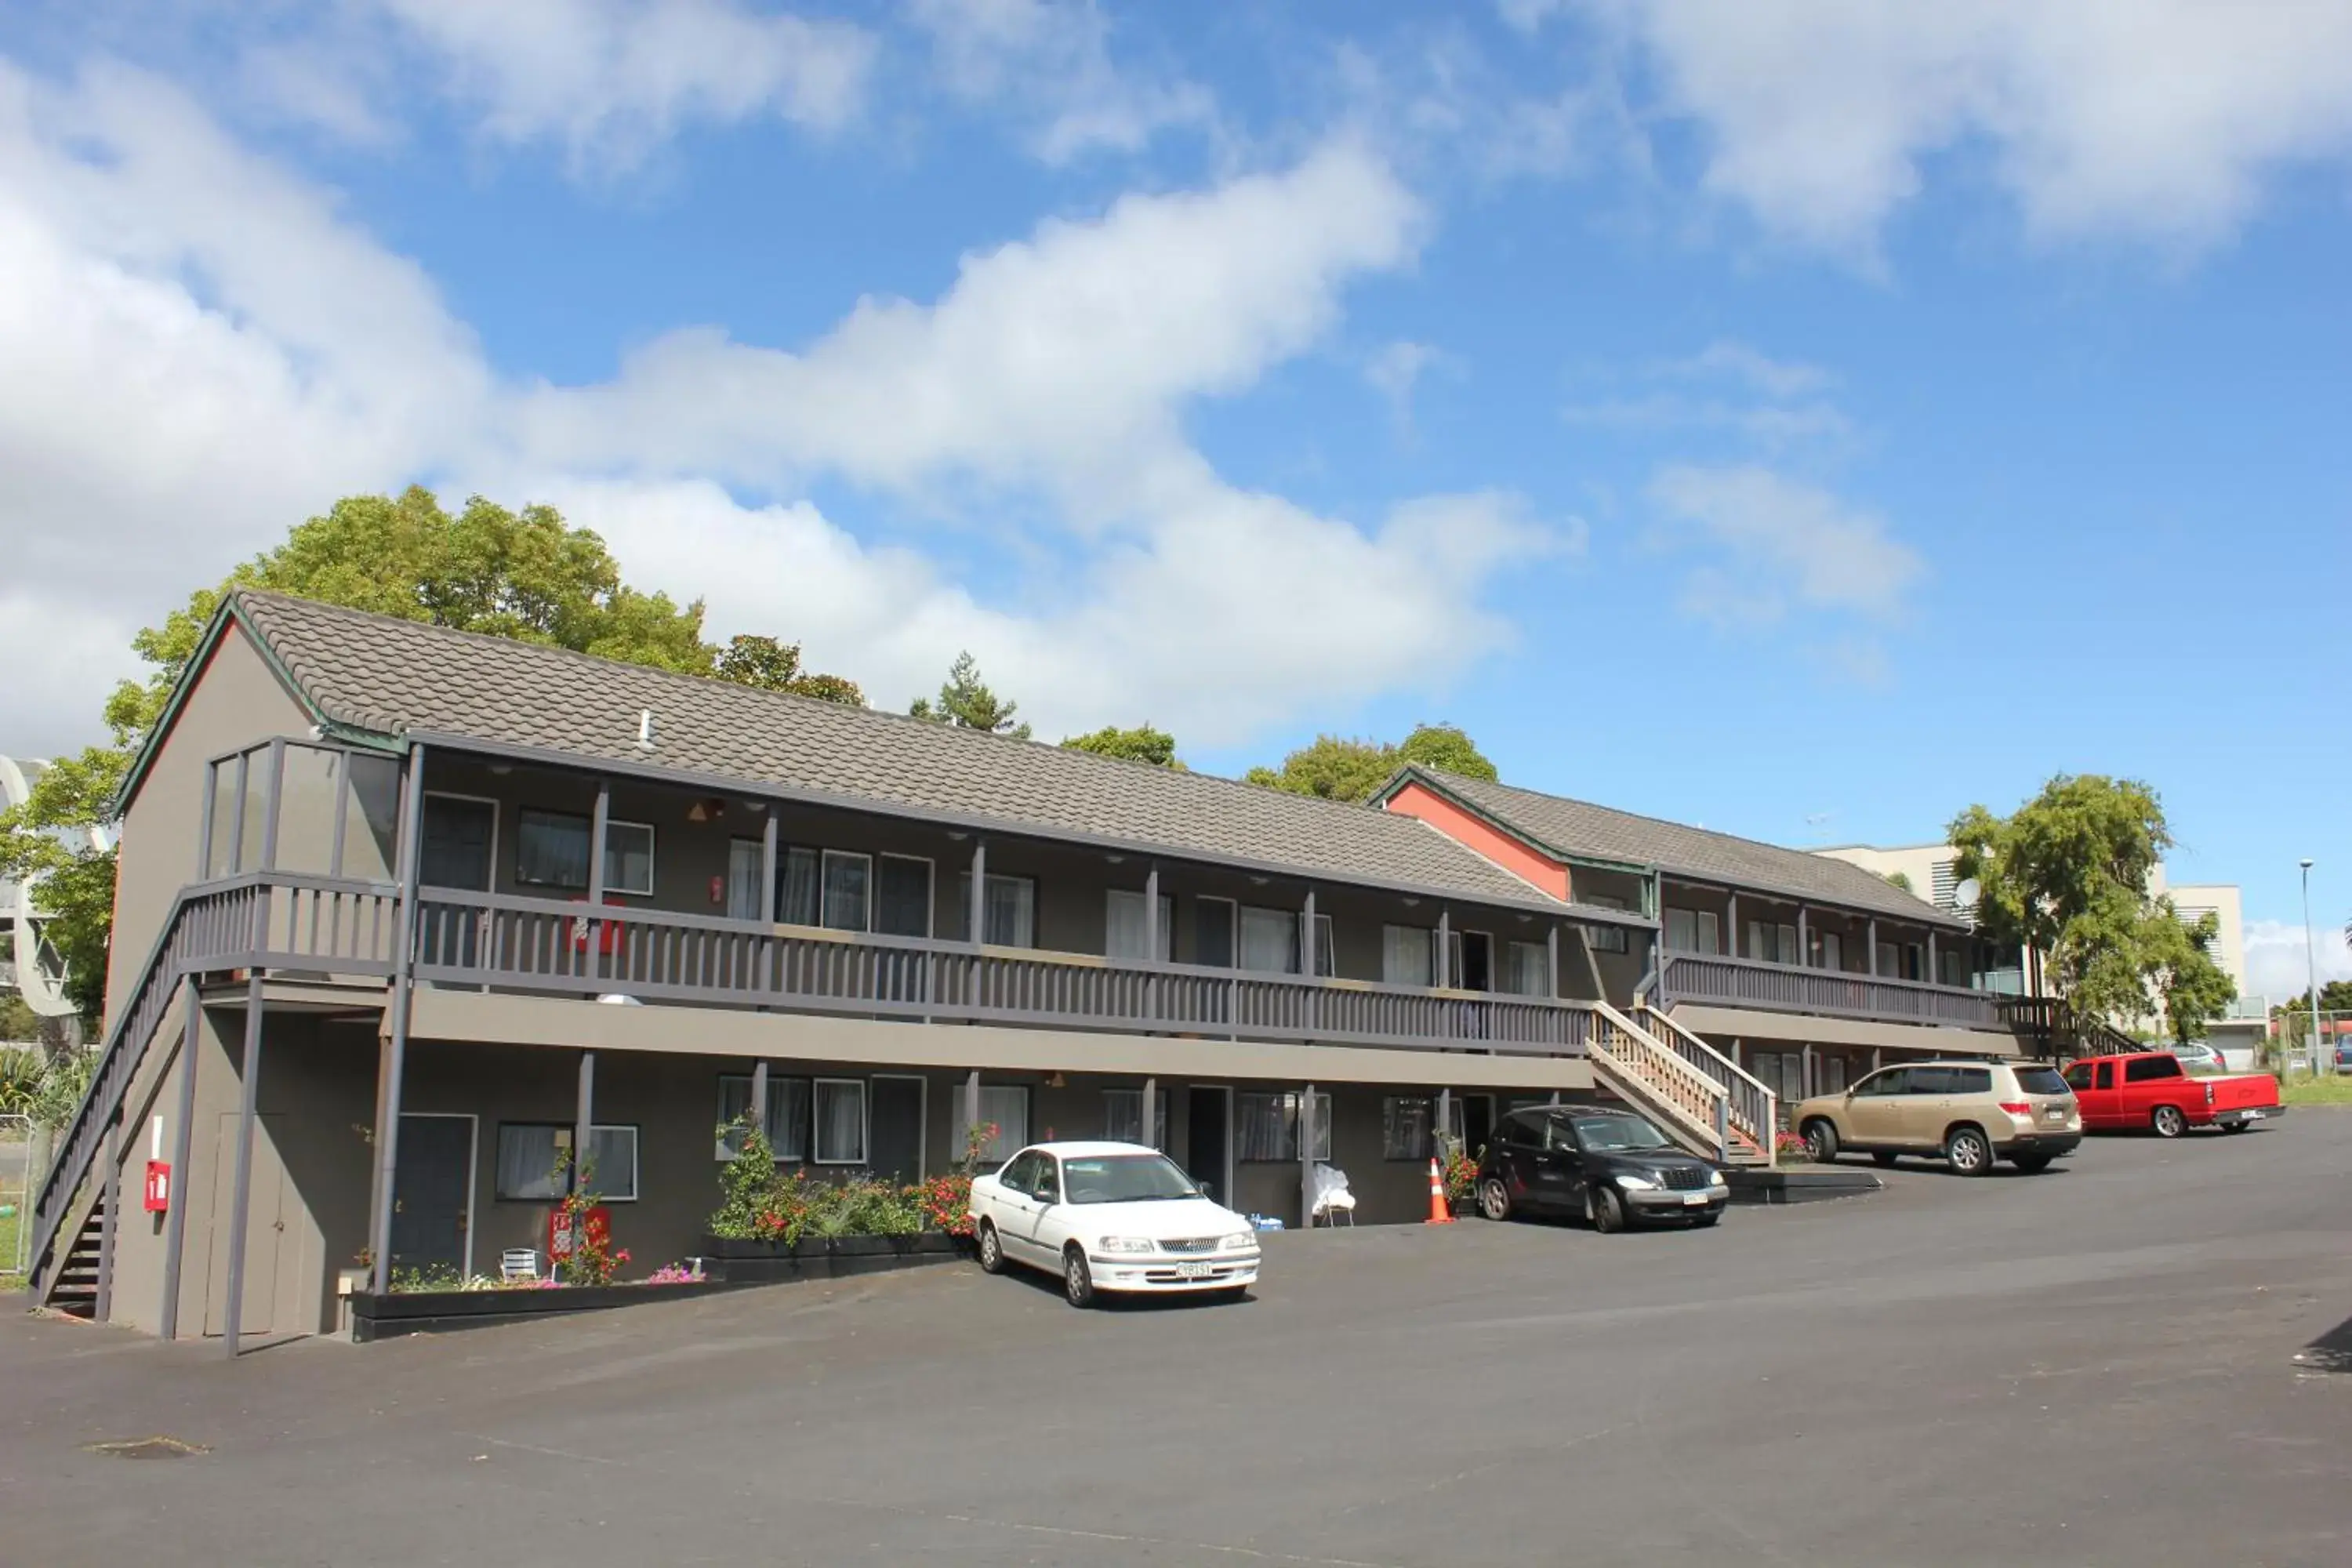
xmin=0 ymin=1203 xmax=24 ymax=1293
xmin=2280 ymin=1073 xmax=2352 ymax=1108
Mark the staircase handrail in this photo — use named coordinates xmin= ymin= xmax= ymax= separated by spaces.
xmin=1634 ymin=999 xmax=1778 ymax=1148
xmin=1587 ymin=1000 xmax=1736 ymax=1157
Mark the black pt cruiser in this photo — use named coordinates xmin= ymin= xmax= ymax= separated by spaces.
xmin=1475 ymin=1104 xmax=1729 ymax=1232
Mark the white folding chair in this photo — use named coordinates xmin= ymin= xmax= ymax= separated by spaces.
xmin=1309 ymin=1163 xmax=1356 ymax=1227
xmin=500 ymin=1248 xmax=541 ymax=1283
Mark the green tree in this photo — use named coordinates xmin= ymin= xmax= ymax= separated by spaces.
xmin=1244 ymin=724 xmax=1497 ymax=803
xmin=1949 ymin=775 xmax=2193 ymax=1030
xmin=714 ymin=635 xmax=865 ymax=706
xmin=909 ymin=652 xmax=1030 ymax=739
xmin=2146 ymin=904 xmax=2238 ymax=1044
xmin=1061 ymin=724 xmax=1181 ymax=768
xmin=0 ymin=990 xmax=39 ymax=1044
xmin=1 ymin=487 xmax=842 ymax=1020
xmin=1884 ymin=869 xmax=1917 ymax=895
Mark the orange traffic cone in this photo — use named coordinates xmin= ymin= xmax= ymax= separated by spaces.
xmin=1425 ymin=1158 xmax=1454 ymax=1225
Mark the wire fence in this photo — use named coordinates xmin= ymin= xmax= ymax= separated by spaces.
xmin=1 ymin=1112 xmax=34 ymax=1280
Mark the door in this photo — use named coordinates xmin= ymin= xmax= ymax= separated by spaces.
xmin=390 ymin=1114 xmax=473 ymax=1277
xmin=1459 ymin=1094 xmax=1495 ymax=1161
xmin=1457 ymin=931 xmax=1493 ymax=992
xmin=869 ymin=1076 xmax=925 ymax=1183
xmin=1492 ymin=1112 xmax=1548 ymax=1209
xmin=1186 ymin=1086 xmax=1230 ymax=1204
xmin=1534 ymin=1112 xmax=1586 ymax=1208
xmin=1897 ymin=1066 xmax=1958 ymax=1149
xmin=202 ymin=1112 xmax=298 ymax=1338
xmin=419 ymin=795 xmax=496 ymax=968
xmin=1844 ymin=1068 xmax=1911 ymax=1145
xmin=996 ymin=1152 xmax=1058 ymax=1263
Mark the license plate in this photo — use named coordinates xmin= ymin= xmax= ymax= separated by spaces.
xmin=2044 ymin=1109 xmax=2066 ymax=1122
xmin=1682 ymin=1192 xmax=1708 ymax=1206
xmin=1174 ymin=1261 xmax=1212 ymax=1278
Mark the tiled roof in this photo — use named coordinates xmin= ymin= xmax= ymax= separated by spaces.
xmin=1396 ymin=767 xmax=1966 ymax=927
xmin=230 ymin=592 xmax=1581 ymax=913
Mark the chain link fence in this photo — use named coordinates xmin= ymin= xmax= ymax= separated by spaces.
xmin=1 ymin=1112 xmax=34 ymax=1282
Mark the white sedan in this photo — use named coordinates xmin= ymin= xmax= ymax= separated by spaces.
xmin=968 ymin=1141 xmax=1261 ymax=1308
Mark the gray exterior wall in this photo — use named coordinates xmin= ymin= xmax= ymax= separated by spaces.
xmin=107 ymin=627 xmax=313 ymax=1025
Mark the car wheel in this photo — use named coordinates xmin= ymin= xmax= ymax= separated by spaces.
xmin=1478 ymin=1176 xmax=1514 ymax=1222
xmin=1212 ymin=1286 xmax=1250 ymax=1305
xmin=1944 ymin=1125 xmax=1993 ymax=1177
xmin=2151 ymin=1104 xmax=2188 ymax=1140
xmin=1062 ymin=1245 xmax=1097 ymax=1308
xmin=1802 ymin=1119 xmax=1840 ymax=1163
xmin=976 ymin=1220 xmax=1006 ymax=1275
xmin=2221 ymin=1121 xmax=2249 ymax=1135
xmin=1871 ymin=1152 xmax=1899 ymax=1167
xmin=2010 ymin=1153 xmax=2054 ymax=1174
xmin=1591 ymin=1185 xmax=1626 ymax=1234
xmin=1693 ymin=1211 xmax=1722 ymax=1228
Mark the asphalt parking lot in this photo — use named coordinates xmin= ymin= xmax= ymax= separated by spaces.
xmin=5 ymin=1116 xmax=2350 ymax=1567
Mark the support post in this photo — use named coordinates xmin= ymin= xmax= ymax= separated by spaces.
xmin=1726 ymin=891 xmax=1739 ymax=956
xmin=158 ymin=980 xmax=203 ymax=1338
xmin=586 ymin=778 xmax=610 ymax=985
xmin=750 ymin=1060 xmax=768 ymax=1143
xmin=1867 ymin=918 xmax=1880 ymax=976
xmin=220 ymin=973 xmax=266 ymax=1359
xmin=573 ymin=1051 xmax=596 ymax=1193
xmin=969 ymin=841 xmax=987 ymax=947
xmin=1927 ymin=929 xmax=1939 ymax=986
xmin=1796 ymin=906 xmax=1809 ymax=968
xmin=1545 ymin=924 xmax=1560 ymax=999
xmin=368 ymin=743 xmax=428 ymax=1298
xmin=964 ymin=1069 xmax=981 ymax=1159
xmin=1141 ymin=1077 xmax=1158 ymax=1149
xmin=260 ymin=738 xmax=285 ymax=873
xmin=94 ymin=1112 xmax=121 ymax=1323
xmin=1301 ymin=887 xmax=1317 ymax=1038
xmin=1143 ymin=863 xmax=1160 ymax=1026
xmin=1436 ymin=1087 xmax=1453 ymax=1159
xmin=1299 ymin=1083 xmax=1317 ymax=1226
xmin=1802 ymin=1044 xmax=1815 ymax=1099
xmin=1436 ymin=909 xmax=1451 ymax=988
xmin=759 ymin=808 xmax=779 ymax=922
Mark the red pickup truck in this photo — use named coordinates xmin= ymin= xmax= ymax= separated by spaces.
xmin=2061 ymin=1052 xmax=2284 ymax=1138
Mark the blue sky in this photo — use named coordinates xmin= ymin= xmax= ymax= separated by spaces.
xmin=2 ymin=2 xmax=2348 ymax=992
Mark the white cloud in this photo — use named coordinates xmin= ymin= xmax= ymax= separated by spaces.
xmin=0 ymin=62 xmax=1559 ymax=757
xmin=909 ymin=0 xmax=1214 ymax=164
xmin=1364 ymin=339 xmax=1449 ymax=433
xmin=2245 ymin=918 xmax=2352 ymax=1004
xmin=1653 ymin=339 xmax=1831 ymax=401
xmin=1588 ymin=0 xmax=2352 ymax=254
xmin=1564 ymin=337 xmax=1852 ymax=448
xmin=1649 ymin=463 xmax=1922 ymax=626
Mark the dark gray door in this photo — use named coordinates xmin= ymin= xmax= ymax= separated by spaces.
xmin=869 ymin=1077 xmax=924 ymax=1182
xmin=419 ymin=797 xmax=495 ymax=968
xmin=390 ymin=1115 xmax=473 ymax=1276
xmin=1186 ymin=1087 xmax=1228 ymax=1204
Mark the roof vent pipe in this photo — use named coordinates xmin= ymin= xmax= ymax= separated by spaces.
xmin=637 ymin=710 xmax=657 ymax=750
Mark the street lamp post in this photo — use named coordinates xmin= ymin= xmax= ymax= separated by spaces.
xmin=2300 ymin=858 xmax=2321 ymax=1076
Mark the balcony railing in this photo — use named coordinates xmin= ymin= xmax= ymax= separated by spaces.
xmin=1657 ymin=951 xmax=2001 ymax=1029
xmin=415 ymin=887 xmax=1594 ymax=1057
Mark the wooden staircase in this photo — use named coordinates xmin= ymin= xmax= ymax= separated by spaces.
xmin=42 ymin=1191 xmax=106 ymax=1319
xmin=1584 ymin=1000 xmax=1777 ymax=1166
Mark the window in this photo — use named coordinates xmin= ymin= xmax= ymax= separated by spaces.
xmin=2124 ymin=1056 xmax=2182 ymax=1083
xmin=947 ymin=1085 xmax=1029 ymax=1163
xmin=779 ymin=846 xmax=821 ymax=925
xmin=814 ymin=1079 xmax=868 ymax=1164
xmin=1909 ymin=1067 xmax=1957 ymax=1094
xmin=2093 ymin=1062 xmax=2114 ymax=1090
xmin=1236 ymin=1091 xmax=1331 ymax=1162
xmin=2016 ymin=1066 xmax=2071 ymax=1097
xmin=1664 ymin=909 xmax=1696 ymax=952
xmin=1383 ymin=924 xmax=1436 ymax=987
xmin=715 ymin=1074 xmax=811 ymax=1162
xmin=1382 ymin=1096 xmax=1434 ymax=1160
xmin=1903 ymin=943 xmax=1926 ymax=982
xmin=1506 ymin=940 xmax=1547 ymax=997
xmin=728 ymin=838 xmax=764 ymax=920
xmin=1813 ymin=931 xmax=1842 ymax=971
xmin=2062 ymin=1062 xmax=2095 ymax=1091
xmin=1498 ymin=1112 xmax=1543 ymax=1149
xmin=1584 ymin=892 xmax=1630 ymax=954
xmin=1949 ymin=1068 xmax=1992 ymax=1094
xmin=1102 ymin=1087 xmax=1167 ymax=1147
xmin=515 ymin=808 xmax=653 ymax=895
xmin=1311 ymin=913 xmax=1335 ymax=977
xmin=1820 ymin=1054 xmax=1850 ymax=1094
xmin=1105 ymin=890 xmax=1175 ymax=960
xmin=496 ymin=1123 xmax=637 ymax=1201
xmin=1938 ymin=946 xmax=1967 ymax=988
xmin=1853 ymin=1069 xmax=1911 ymax=1098
xmin=1195 ymin=897 xmax=1236 ymax=967
xmin=997 ymin=1150 xmax=1041 ymax=1194
xmin=822 ymin=849 xmax=871 ymax=931
xmin=876 ymin=855 xmax=933 ymax=938
xmin=953 ymin=873 xmax=1036 ymax=947
xmin=1694 ymin=910 xmax=1719 ymax=955
xmin=1240 ymin=906 xmax=1301 ymax=975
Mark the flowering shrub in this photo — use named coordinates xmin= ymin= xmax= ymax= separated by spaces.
xmin=914 ymin=1172 xmax=975 ymax=1236
xmin=643 ymin=1261 xmax=706 ymax=1285
xmin=1773 ymin=1131 xmax=1811 ymax=1163
xmin=551 ymin=1149 xmax=630 ymax=1285
xmin=1443 ymin=1146 xmax=1482 ymax=1204
xmin=707 ymin=1117 xmax=996 ymax=1242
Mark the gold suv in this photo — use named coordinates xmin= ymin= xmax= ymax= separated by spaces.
xmin=1791 ymin=1060 xmax=2082 ymax=1175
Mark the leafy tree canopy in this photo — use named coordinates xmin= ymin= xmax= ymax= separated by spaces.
xmin=1244 ymin=724 xmax=1497 ymax=803
xmin=714 ymin=634 xmax=865 ymax=706
xmin=1884 ymin=869 xmax=1916 ymax=894
xmin=0 ymin=488 xmax=855 ymax=1019
xmin=910 ymin=652 xmax=1030 ymax=739
xmin=1950 ymin=774 xmax=2234 ymax=1032
xmin=1061 ymin=724 xmax=1181 ymax=768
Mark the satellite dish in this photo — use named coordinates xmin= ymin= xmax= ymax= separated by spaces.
xmin=1954 ymin=878 xmax=1981 ymax=906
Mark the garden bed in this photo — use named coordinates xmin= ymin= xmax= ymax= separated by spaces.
xmin=350 ymin=1276 xmax=751 ymax=1341
xmin=702 ymin=1232 xmax=967 ymax=1283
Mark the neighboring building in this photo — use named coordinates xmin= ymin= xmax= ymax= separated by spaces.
xmin=25 ymin=592 xmax=2039 ymax=1343
xmin=1 ymin=754 xmax=109 ymax=1028
xmin=1376 ymin=772 xmax=2012 ymax=1114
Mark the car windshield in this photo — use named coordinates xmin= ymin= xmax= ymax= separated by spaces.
xmin=1060 ymin=1154 xmax=1202 ymax=1204
xmin=1569 ymin=1112 xmax=1671 ymax=1152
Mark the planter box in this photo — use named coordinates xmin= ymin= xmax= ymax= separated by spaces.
xmin=350 ymin=1277 xmax=742 ymax=1342
xmin=701 ymin=1231 xmax=967 ymax=1284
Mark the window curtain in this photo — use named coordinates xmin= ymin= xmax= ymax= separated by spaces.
xmin=1239 ymin=907 xmax=1300 ymax=975
xmin=875 ymin=856 xmax=932 ymax=937
xmin=1382 ymin=1097 xmax=1432 ymax=1160
xmin=602 ymin=823 xmax=654 ymax=895
xmin=779 ymin=847 xmax=821 ymax=926
xmin=517 ymin=809 xmax=591 ymax=888
xmin=1101 ymin=1088 xmax=1167 ymax=1146
xmin=1508 ymin=941 xmax=1547 ymax=997
xmin=1196 ymin=899 xmax=1235 ymax=967
xmin=495 ymin=1125 xmax=566 ymax=1200
xmin=1312 ymin=913 xmax=1335 ymax=977
xmin=1695 ymin=910 xmax=1720 ymax=955
xmin=985 ymin=877 xmax=1034 ymax=947
xmin=717 ymin=1076 xmax=811 ymax=1160
xmin=815 ymin=1081 xmax=867 ymax=1164
xmin=584 ymin=1127 xmax=637 ymax=1200
xmin=1383 ymin=925 xmax=1434 ymax=987
xmin=1105 ymin=891 xmax=1174 ymax=960
xmin=1664 ymin=909 xmax=1696 ymax=952
xmin=822 ymin=851 xmax=871 ymax=931
xmin=727 ymin=839 xmax=764 ymax=920
xmin=1236 ymin=1091 xmax=1330 ymax=1161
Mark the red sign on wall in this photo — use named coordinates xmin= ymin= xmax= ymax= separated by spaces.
xmin=548 ymin=1203 xmax=611 ymax=1264
xmin=143 ymin=1160 xmax=172 ymax=1213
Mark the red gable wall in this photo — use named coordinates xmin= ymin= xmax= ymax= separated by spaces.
xmin=1382 ymin=780 xmax=1570 ymax=902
